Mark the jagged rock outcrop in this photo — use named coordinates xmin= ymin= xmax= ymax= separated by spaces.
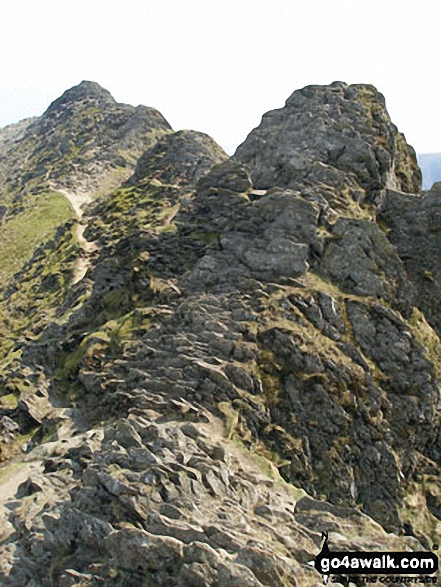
xmin=379 ymin=183 xmax=441 ymax=333
xmin=1 ymin=80 xmax=172 ymax=203
xmin=234 ymin=81 xmax=421 ymax=212
xmin=0 ymin=81 xmax=440 ymax=586
xmin=131 ymin=130 xmax=228 ymax=188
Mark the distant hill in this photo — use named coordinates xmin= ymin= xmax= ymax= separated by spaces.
xmin=417 ymin=152 xmax=441 ymax=189
xmin=0 ymin=80 xmax=172 ymax=285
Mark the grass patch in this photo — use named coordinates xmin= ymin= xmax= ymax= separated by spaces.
xmin=0 ymin=393 xmax=18 ymax=409
xmin=56 ymin=308 xmax=153 ymax=382
xmin=86 ymin=182 xmax=179 ymax=245
xmin=0 ymin=221 xmax=79 ymax=363
xmin=0 ymin=190 xmax=74 ymax=286
xmin=218 ymin=401 xmax=239 ymax=440
xmin=0 ymin=430 xmax=35 ymax=464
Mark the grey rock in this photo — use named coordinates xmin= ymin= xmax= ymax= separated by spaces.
xmin=235 ymin=81 xmax=421 ymax=204
xmin=319 ymin=217 xmax=410 ymax=306
xmin=0 ymin=415 xmax=19 ymax=433
xmin=197 ymin=159 xmax=252 ymax=194
xmin=131 ymin=130 xmax=227 ymax=188
xmin=0 ymin=81 xmax=438 ymax=587
xmin=380 ymin=185 xmax=441 ymax=332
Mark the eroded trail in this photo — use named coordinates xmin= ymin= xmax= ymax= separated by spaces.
xmin=72 ymin=222 xmax=98 ymax=284
xmin=57 ymin=187 xmax=91 ymax=219
xmin=58 ymin=189 xmax=99 ymax=284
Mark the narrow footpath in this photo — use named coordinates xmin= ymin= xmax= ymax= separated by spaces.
xmin=57 ymin=188 xmax=99 ymax=284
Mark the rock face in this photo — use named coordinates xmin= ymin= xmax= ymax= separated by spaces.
xmin=0 ymin=82 xmax=440 ymax=586
xmin=131 ymin=130 xmax=228 ymax=188
xmin=234 ymin=81 xmax=421 ymax=211
xmin=379 ymin=183 xmax=441 ymax=333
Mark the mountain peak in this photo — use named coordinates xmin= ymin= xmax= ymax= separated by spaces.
xmin=0 ymin=80 xmax=172 ymax=229
xmin=44 ymin=80 xmax=115 ymax=115
xmin=234 ymin=81 xmax=421 ymax=204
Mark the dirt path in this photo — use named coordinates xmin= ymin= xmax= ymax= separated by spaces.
xmin=57 ymin=187 xmax=91 ymax=219
xmin=57 ymin=188 xmax=99 ymax=284
xmin=72 ymin=222 xmax=98 ymax=284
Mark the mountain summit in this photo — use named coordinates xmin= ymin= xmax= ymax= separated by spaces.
xmin=234 ymin=81 xmax=421 ymax=206
xmin=44 ymin=80 xmax=116 ymax=115
xmin=0 ymin=81 xmax=172 ymax=283
xmin=0 ymin=82 xmax=439 ymax=586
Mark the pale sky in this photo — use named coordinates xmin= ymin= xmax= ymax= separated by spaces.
xmin=1 ymin=0 xmax=440 ymax=155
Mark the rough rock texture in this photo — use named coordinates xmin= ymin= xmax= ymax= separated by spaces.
xmin=379 ymin=183 xmax=441 ymax=333
xmin=318 ymin=217 xmax=412 ymax=309
xmin=0 ymin=82 xmax=440 ymax=586
xmin=234 ymin=81 xmax=421 ymax=211
xmin=0 ymin=81 xmax=172 ymax=204
xmin=130 ymin=130 xmax=228 ymax=188
xmin=0 ymin=118 xmax=36 ymax=157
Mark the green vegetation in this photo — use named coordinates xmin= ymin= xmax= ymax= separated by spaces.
xmin=409 ymin=307 xmax=441 ymax=378
xmin=395 ymin=131 xmax=420 ymax=190
xmin=87 ymin=181 xmax=180 ymax=245
xmin=0 ymin=393 xmax=18 ymax=409
xmin=56 ymin=308 xmax=153 ymax=384
xmin=0 ymin=190 xmax=74 ymax=286
xmin=218 ymin=401 xmax=295 ymax=483
xmin=91 ymin=165 xmax=132 ymax=200
xmin=257 ymin=349 xmax=282 ymax=409
xmin=0 ymin=429 xmax=35 ymax=464
xmin=218 ymin=401 xmax=239 ymax=440
xmin=0 ymin=220 xmax=79 ymax=364
xmin=356 ymin=85 xmax=386 ymax=122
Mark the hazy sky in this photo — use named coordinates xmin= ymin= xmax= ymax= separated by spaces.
xmin=1 ymin=0 xmax=440 ymax=154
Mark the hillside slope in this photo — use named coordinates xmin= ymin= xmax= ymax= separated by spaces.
xmin=0 ymin=81 xmax=172 ymax=285
xmin=0 ymin=82 xmax=439 ymax=586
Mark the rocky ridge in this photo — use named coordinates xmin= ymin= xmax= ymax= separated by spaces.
xmin=0 ymin=81 xmax=172 ymax=285
xmin=0 ymin=81 xmax=172 ymax=206
xmin=0 ymin=81 xmax=439 ymax=586
xmin=234 ymin=82 xmax=421 ymax=211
